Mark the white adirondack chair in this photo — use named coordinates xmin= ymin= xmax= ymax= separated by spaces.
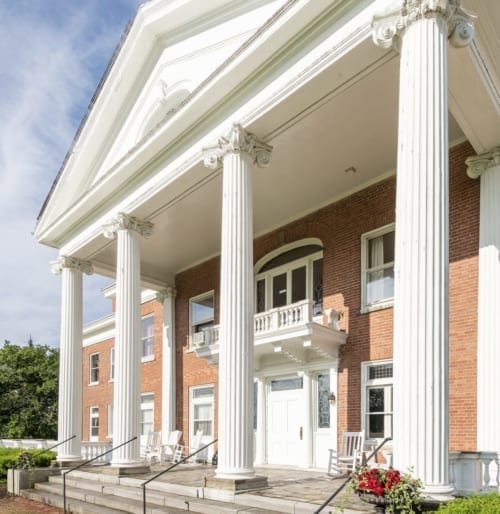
xmin=173 ymin=430 xmax=204 ymax=463
xmin=143 ymin=431 xmax=162 ymax=464
xmin=162 ymin=430 xmax=182 ymax=462
xmin=327 ymin=430 xmax=365 ymax=476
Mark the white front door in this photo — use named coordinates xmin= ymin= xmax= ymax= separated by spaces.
xmin=267 ymin=376 xmax=304 ymax=465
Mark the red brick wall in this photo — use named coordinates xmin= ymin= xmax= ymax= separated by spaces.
xmin=81 ymin=297 xmax=164 ymax=442
xmin=172 ymin=140 xmax=480 ymax=452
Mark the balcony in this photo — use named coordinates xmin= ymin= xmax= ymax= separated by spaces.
xmin=191 ymin=299 xmax=347 ymax=365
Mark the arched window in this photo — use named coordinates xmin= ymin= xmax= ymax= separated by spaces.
xmin=255 ymin=242 xmax=323 ymax=315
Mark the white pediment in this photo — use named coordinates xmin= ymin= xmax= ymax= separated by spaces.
xmin=36 ymin=0 xmax=285 ymax=242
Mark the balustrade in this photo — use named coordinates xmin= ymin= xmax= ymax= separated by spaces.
xmin=81 ymin=442 xmax=113 ymax=464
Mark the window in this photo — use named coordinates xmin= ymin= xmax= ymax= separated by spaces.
xmin=110 ymin=347 xmax=115 ymax=381
xmin=362 ymin=360 xmax=393 ymax=440
xmin=189 ymin=292 xmax=215 ymax=347
xmin=90 ymin=406 xmax=99 ymax=441
xmin=141 ymin=316 xmax=155 ymax=360
xmin=361 ymin=225 xmax=395 ymax=311
xmin=255 ymin=244 xmax=323 ymax=315
xmin=190 ymin=385 xmax=214 ymax=438
xmin=317 ymin=373 xmax=331 ymax=429
xmin=107 ymin=404 xmax=113 ymax=438
xmin=89 ymin=353 xmax=99 ymax=384
xmin=141 ymin=393 xmax=154 ymax=436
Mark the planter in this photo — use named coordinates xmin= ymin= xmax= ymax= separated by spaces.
xmin=357 ymin=491 xmax=390 ymax=513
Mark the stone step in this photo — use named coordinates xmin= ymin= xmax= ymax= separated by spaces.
xmin=34 ymin=480 xmax=283 ymax=514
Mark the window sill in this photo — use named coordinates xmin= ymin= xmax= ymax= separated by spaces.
xmin=360 ymin=300 xmax=394 ymax=314
xmin=141 ymin=355 xmax=155 ymax=363
xmin=88 ymin=382 xmax=99 ymax=386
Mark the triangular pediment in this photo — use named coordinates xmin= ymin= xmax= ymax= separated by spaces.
xmin=36 ymin=0 xmax=285 ymax=244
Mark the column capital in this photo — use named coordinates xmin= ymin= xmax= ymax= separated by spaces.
xmin=466 ymin=147 xmax=500 ymax=179
xmin=203 ymin=123 xmax=272 ymax=170
xmin=51 ymin=256 xmax=93 ymax=275
xmin=372 ymin=0 xmax=475 ymax=50
xmin=102 ymin=212 xmax=154 ymax=240
xmin=155 ymin=287 xmax=177 ymax=302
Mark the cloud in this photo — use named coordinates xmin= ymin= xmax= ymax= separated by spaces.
xmin=0 ymin=0 xmax=142 ymax=346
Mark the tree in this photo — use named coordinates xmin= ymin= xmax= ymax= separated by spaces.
xmin=0 ymin=340 xmax=59 ymax=438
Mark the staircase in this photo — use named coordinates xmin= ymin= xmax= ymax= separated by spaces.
xmin=20 ymin=469 xmax=284 ymax=514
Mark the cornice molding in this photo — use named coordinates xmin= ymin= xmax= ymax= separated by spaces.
xmin=102 ymin=212 xmax=154 ymax=239
xmin=50 ymin=255 xmax=93 ymax=275
xmin=466 ymin=147 xmax=500 ymax=179
xmin=202 ymin=123 xmax=272 ymax=169
xmin=372 ymin=0 xmax=475 ymax=50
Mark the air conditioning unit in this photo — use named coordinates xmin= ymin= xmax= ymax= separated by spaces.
xmin=192 ymin=332 xmax=206 ymax=347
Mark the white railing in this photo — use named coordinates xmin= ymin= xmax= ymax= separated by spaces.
xmin=450 ymin=451 xmax=500 ymax=493
xmin=255 ymin=299 xmax=312 ymax=335
xmin=189 ymin=325 xmax=220 ymax=349
xmin=81 ymin=441 xmax=113 ymax=464
xmin=0 ymin=439 xmax=49 ymax=449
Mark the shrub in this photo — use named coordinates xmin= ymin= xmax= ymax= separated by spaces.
xmin=437 ymin=493 xmax=500 ymax=513
xmin=0 ymin=448 xmax=56 ymax=483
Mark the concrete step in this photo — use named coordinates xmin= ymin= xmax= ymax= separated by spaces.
xmin=34 ymin=479 xmax=283 ymax=514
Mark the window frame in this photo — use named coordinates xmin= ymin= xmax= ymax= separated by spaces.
xmin=109 ymin=347 xmax=115 ymax=382
xmin=107 ymin=404 xmax=113 ymax=439
xmin=360 ymin=223 xmax=395 ymax=313
xmin=189 ymin=291 xmax=215 ymax=348
xmin=189 ymin=384 xmax=214 ymax=440
xmin=89 ymin=406 xmax=99 ymax=442
xmin=89 ymin=352 xmax=99 ymax=385
xmin=361 ymin=359 xmax=393 ymax=442
xmin=141 ymin=315 xmax=155 ymax=362
xmin=140 ymin=392 xmax=154 ymax=437
xmin=255 ymin=250 xmax=323 ymax=315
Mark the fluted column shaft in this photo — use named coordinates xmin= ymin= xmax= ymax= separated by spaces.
xmin=466 ymin=149 xmax=500 ymax=453
xmin=373 ymin=0 xmax=474 ymax=496
xmin=302 ymin=371 xmax=313 ymax=467
xmin=158 ymin=288 xmax=177 ymax=438
xmin=255 ymin=377 xmax=266 ymax=465
xmin=104 ymin=213 xmax=153 ymax=465
xmin=51 ymin=256 xmax=92 ymax=461
xmin=204 ymin=124 xmax=272 ymax=479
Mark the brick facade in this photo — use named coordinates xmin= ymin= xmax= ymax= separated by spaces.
xmin=82 ymin=141 xmax=480 ymax=454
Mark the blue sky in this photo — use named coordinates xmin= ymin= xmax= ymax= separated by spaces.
xmin=0 ymin=0 xmax=143 ymax=346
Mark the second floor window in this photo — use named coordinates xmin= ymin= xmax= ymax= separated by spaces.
xmin=141 ymin=316 xmax=154 ymax=360
xmin=190 ymin=292 xmax=215 ymax=335
xmin=90 ymin=353 xmax=99 ymax=384
xmin=255 ymin=244 xmax=323 ymax=315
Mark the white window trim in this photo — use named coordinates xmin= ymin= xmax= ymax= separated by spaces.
xmin=140 ymin=392 xmax=154 ymax=437
xmin=360 ymin=223 xmax=395 ymax=313
xmin=188 ymin=290 xmax=215 ymax=350
xmin=141 ymin=315 xmax=155 ymax=363
xmin=90 ymin=406 xmax=99 ymax=442
xmin=189 ymin=384 xmax=215 ymax=440
xmin=254 ymin=250 xmax=323 ymax=314
xmin=89 ymin=352 xmax=99 ymax=385
xmin=109 ymin=347 xmax=115 ymax=382
xmin=107 ymin=404 xmax=113 ymax=439
xmin=361 ymin=359 xmax=393 ymax=445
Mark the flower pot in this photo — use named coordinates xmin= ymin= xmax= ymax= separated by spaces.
xmin=357 ymin=491 xmax=389 ymax=513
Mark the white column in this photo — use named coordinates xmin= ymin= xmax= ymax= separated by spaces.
xmin=302 ymin=371 xmax=313 ymax=468
xmin=204 ymin=123 xmax=272 ymax=479
xmin=466 ymin=148 xmax=500 ymax=454
xmin=157 ymin=287 xmax=177 ymax=439
xmin=254 ymin=377 xmax=266 ymax=465
xmin=373 ymin=0 xmax=474 ymax=496
xmin=51 ymin=256 xmax=93 ymax=461
xmin=103 ymin=213 xmax=153 ymax=466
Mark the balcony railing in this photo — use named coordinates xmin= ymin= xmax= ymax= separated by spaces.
xmin=189 ymin=299 xmax=320 ymax=349
xmin=81 ymin=441 xmax=113 ymax=464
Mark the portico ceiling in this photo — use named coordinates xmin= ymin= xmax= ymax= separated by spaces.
xmin=39 ymin=0 xmax=499 ymax=289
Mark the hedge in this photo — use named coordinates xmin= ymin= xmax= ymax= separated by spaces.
xmin=0 ymin=448 xmax=56 ymax=483
xmin=437 ymin=493 xmax=500 ymax=513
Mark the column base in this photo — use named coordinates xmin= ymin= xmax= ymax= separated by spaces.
xmin=206 ymin=475 xmax=268 ymax=491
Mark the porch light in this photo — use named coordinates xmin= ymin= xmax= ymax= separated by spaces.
xmin=328 ymin=392 xmax=336 ymax=404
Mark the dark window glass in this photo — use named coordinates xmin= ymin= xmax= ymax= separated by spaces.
xmin=272 ymin=273 xmax=287 ymax=308
xmin=291 ymin=266 xmax=306 ymax=303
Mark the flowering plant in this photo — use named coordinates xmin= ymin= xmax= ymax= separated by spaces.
xmin=352 ymin=466 xmax=423 ymax=513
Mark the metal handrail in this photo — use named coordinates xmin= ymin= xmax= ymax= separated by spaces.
xmin=9 ymin=434 xmax=76 ymax=497
xmin=141 ymin=438 xmax=218 ymax=514
xmin=313 ymin=437 xmax=392 ymax=514
xmin=63 ymin=435 xmax=137 ymax=514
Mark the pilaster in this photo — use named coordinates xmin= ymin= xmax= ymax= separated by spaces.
xmin=203 ymin=124 xmax=272 ymax=480
xmin=466 ymin=148 xmax=500 ymax=453
xmin=373 ymin=0 xmax=474 ymax=497
xmin=156 ymin=287 xmax=177 ymax=438
xmin=51 ymin=256 xmax=93 ymax=461
xmin=103 ymin=213 xmax=153 ymax=466
xmin=254 ymin=377 xmax=266 ymax=465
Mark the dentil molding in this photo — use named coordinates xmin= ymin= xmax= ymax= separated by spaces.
xmin=203 ymin=123 xmax=272 ymax=170
xmin=372 ymin=0 xmax=475 ymax=50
